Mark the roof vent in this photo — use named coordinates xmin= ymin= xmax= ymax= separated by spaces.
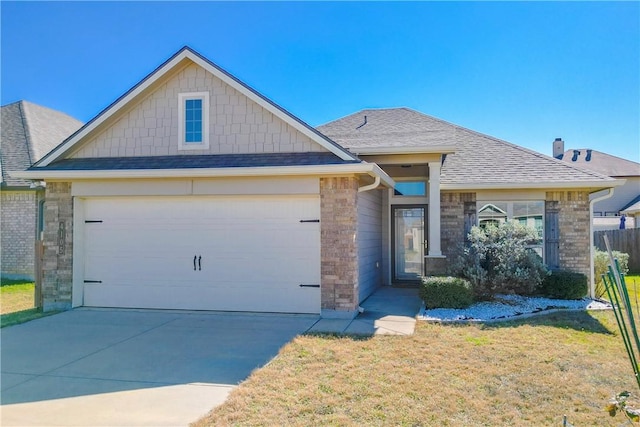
xmin=586 ymin=149 xmax=592 ymax=162
xmin=571 ymin=150 xmax=580 ymax=161
xmin=356 ymin=115 xmax=367 ymax=130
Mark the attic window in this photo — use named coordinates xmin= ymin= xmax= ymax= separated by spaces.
xmin=178 ymin=92 xmax=210 ymax=151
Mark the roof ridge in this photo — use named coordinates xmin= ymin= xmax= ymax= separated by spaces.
xmin=316 ymin=106 xmax=415 ymax=128
xmin=17 ymin=101 xmax=34 ymax=166
xmin=402 ymin=109 xmax=615 ymax=181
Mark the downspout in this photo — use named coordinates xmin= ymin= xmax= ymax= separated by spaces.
xmin=358 ymin=175 xmax=381 ymax=193
xmin=589 ymin=188 xmax=615 ymax=298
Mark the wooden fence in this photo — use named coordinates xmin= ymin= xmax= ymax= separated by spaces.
xmin=594 ymin=228 xmax=640 ymax=273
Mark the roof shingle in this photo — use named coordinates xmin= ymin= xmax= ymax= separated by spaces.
xmin=318 ymin=108 xmax=617 ymax=188
xmin=1 ymin=101 xmax=82 ymax=187
xmin=559 ymin=149 xmax=640 ymax=177
xmin=39 ymin=152 xmax=358 ymax=171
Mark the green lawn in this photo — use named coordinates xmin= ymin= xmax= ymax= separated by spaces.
xmin=194 ymin=311 xmax=640 ymax=426
xmin=0 ymin=279 xmax=56 ymax=327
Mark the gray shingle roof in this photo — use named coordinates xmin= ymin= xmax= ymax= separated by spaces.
xmin=1 ymin=101 xmax=82 ymax=187
xmin=39 ymin=152 xmax=358 ymax=171
xmin=318 ymin=108 xmax=617 ymax=188
xmin=317 ymin=108 xmax=456 ymax=152
xmin=559 ymin=149 xmax=640 ymax=177
xmin=621 ymin=195 xmax=640 ymax=213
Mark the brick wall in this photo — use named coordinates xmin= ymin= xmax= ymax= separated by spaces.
xmin=41 ymin=182 xmax=73 ymax=311
xmin=546 ymin=191 xmax=591 ymax=281
xmin=71 ymin=63 xmax=326 ymax=158
xmin=320 ymin=177 xmax=359 ymax=316
xmin=440 ymin=192 xmax=476 ymax=260
xmin=0 ymin=190 xmax=37 ymax=278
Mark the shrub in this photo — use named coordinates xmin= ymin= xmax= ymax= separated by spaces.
xmin=449 ymin=221 xmax=549 ymax=300
xmin=420 ymin=276 xmax=474 ymax=309
xmin=538 ymin=270 xmax=588 ymax=300
xmin=594 ymin=249 xmax=630 ymax=298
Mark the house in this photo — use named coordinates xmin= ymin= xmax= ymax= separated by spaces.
xmin=553 ymin=139 xmax=640 ymax=231
xmin=13 ymin=47 xmax=621 ymax=317
xmin=1 ymin=101 xmax=82 ymax=280
xmin=621 ymin=195 xmax=640 ymax=228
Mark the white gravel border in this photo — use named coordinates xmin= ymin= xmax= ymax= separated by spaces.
xmin=418 ymin=294 xmax=612 ymax=323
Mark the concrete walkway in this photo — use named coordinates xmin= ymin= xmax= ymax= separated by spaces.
xmin=308 ymin=287 xmax=422 ymax=335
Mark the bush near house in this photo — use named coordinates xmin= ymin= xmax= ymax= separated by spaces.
xmin=450 ymin=221 xmax=549 ymax=300
xmin=420 ymin=276 xmax=474 ymax=309
xmin=594 ymin=249 xmax=630 ymax=299
xmin=538 ymin=270 xmax=588 ymax=300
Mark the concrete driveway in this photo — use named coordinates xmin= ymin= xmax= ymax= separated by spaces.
xmin=1 ymin=309 xmax=319 ymax=426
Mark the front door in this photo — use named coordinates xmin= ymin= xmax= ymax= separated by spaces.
xmin=392 ymin=206 xmax=426 ymax=282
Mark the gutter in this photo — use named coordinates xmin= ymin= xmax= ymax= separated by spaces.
xmin=10 ymin=162 xmax=395 ymax=187
xmin=589 ymin=188 xmax=615 ymax=298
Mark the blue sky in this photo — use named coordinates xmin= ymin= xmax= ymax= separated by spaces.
xmin=2 ymin=1 xmax=639 ymax=162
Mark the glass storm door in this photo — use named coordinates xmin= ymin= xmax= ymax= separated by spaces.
xmin=393 ymin=207 xmax=426 ymax=282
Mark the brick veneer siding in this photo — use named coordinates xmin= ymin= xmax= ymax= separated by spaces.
xmin=440 ymin=192 xmax=476 ymax=261
xmin=437 ymin=190 xmax=591 ymax=282
xmin=546 ymin=191 xmax=591 ymax=282
xmin=0 ymin=190 xmax=37 ymax=279
xmin=320 ymin=177 xmax=359 ymax=315
xmin=41 ymin=182 xmax=73 ymax=311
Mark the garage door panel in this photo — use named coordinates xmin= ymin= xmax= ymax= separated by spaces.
xmin=82 ymin=196 xmax=320 ymax=313
xmin=84 ymin=284 xmax=319 ymax=313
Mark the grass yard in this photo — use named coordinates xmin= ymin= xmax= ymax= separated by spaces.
xmin=1 ymin=279 xmax=35 ymax=315
xmin=194 ymin=310 xmax=640 ymax=426
xmin=0 ymin=279 xmax=56 ymax=327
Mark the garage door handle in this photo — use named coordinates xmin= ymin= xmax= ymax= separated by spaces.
xmin=299 ymin=284 xmax=320 ymax=288
xmin=193 ymin=255 xmax=197 ymax=271
xmin=198 ymin=256 xmax=202 ymax=271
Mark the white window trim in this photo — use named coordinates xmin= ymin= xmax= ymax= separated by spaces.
xmin=178 ymin=91 xmax=210 ymax=151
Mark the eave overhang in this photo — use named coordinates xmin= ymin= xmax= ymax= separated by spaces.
xmin=348 ymin=145 xmax=457 ymax=156
xmin=441 ymin=178 xmax=625 ymax=192
xmin=11 ymin=162 xmax=395 ymax=187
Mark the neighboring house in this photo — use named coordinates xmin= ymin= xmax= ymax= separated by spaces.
xmin=1 ymin=101 xmax=82 ymax=280
xmin=621 ymin=195 xmax=640 ymax=228
xmin=553 ymin=139 xmax=640 ymax=231
xmin=14 ymin=47 xmax=621 ymax=316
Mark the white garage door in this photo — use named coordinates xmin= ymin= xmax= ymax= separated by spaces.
xmin=81 ymin=196 xmax=321 ymax=313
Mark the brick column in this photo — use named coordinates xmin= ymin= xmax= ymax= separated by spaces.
xmin=42 ymin=182 xmax=73 ymax=311
xmin=546 ymin=191 xmax=591 ymax=282
xmin=320 ymin=177 xmax=359 ymax=318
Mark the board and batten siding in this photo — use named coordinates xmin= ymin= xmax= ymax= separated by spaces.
xmin=357 ymin=189 xmax=383 ymax=301
xmin=70 ymin=63 xmax=327 ymax=158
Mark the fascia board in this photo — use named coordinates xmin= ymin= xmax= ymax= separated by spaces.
xmin=11 ymin=163 xmax=395 ymax=185
xmin=441 ymin=178 xmax=626 ymax=191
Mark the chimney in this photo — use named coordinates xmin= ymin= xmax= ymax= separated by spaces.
xmin=553 ymin=138 xmax=564 ymax=159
